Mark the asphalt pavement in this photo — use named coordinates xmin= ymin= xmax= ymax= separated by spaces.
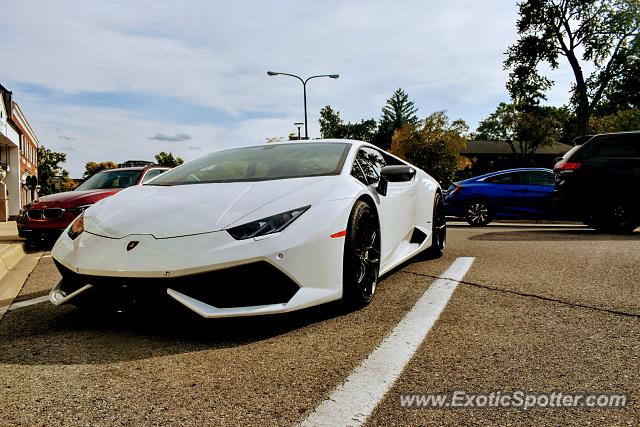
xmin=0 ymin=223 xmax=638 ymax=426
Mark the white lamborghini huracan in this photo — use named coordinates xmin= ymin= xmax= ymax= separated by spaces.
xmin=50 ymin=140 xmax=446 ymax=317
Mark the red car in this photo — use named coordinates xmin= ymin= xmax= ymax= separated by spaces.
xmin=17 ymin=166 xmax=169 ymax=244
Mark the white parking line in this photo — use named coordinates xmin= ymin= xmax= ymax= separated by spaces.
xmin=299 ymin=256 xmax=475 ymax=427
xmin=7 ymin=295 xmax=50 ymax=311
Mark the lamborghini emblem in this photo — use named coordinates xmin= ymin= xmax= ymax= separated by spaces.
xmin=126 ymin=241 xmax=140 ymax=251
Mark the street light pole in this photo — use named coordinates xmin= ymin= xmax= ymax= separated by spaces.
xmin=267 ymin=71 xmax=339 ymax=140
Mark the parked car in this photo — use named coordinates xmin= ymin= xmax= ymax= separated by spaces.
xmin=445 ymin=168 xmax=555 ymax=226
xmin=49 ymin=140 xmax=446 ymax=317
xmin=553 ymin=131 xmax=639 ymax=233
xmin=17 ymin=166 xmax=169 ymax=244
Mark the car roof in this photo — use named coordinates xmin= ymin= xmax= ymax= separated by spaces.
xmin=98 ymin=166 xmax=169 ymax=172
xmin=592 ymin=130 xmax=640 ymax=137
xmin=488 ymin=167 xmax=552 ymax=173
xmin=467 ymin=168 xmax=553 ymax=181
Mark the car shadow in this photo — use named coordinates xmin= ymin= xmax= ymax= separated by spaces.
xmin=24 ymin=239 xmax=57 ymax=251
xmin=468 ymin=228 xmax=640 ymax=241
xmin=0 ymin=289 xmax=362 ymax=366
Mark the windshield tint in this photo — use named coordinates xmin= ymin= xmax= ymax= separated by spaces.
xmin=75 ymin=170 xmax=142 ymax=191
xmin=147 ymin=143 xmax=351 ymax=185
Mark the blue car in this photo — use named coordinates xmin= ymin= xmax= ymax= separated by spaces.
xmin=445 ymin=168 xmax=556 ymax=226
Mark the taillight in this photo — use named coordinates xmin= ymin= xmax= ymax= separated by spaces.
xmin=555 ymin=161 xmax=581 ymax=171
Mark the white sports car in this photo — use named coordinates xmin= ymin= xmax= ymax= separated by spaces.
xmin=50 ymin=140 xmax=446 ymax=317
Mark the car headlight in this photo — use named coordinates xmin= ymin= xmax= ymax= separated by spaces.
xmin=227 ymin=206 xmax=310 ymax=240
xmin=67 ymin=212 xmax=85 ymax=240
xmin=67 ymin=204 xmax=93 ymax=215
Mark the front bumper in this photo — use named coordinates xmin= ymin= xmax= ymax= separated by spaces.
xmin=18 ymin=227 xmax=66 ymax=241
xmin=17 ymin=212 xmax=77 ymax=241
xmin=50 ymin=260 xmax=302 ymax=316
xmin=50 ymin=201 xmax=349 ymax=317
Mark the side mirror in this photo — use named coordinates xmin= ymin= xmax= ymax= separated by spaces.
xmin=381 ymin=165 xmax=416 ymax=182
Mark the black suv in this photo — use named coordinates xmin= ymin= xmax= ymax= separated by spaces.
xmin=553 ymin=131 xmax=639 ymax=233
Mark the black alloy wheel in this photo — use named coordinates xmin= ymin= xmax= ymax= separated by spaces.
xmin=592 ymin=203 xmax=639 ymax=234
xmin=343 ymin=201 xmax=380 ymax=307
xmin=428 ymin=192 xmax=446 ymax=258
xmin=465 ymin=201 xmax=492 ymax=226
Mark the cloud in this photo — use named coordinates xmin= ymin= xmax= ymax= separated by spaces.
xmin=188 ymin=146 xmax=203 ymax=151
xmin=58 ymin=135 xmax=75 ymax=140
xmin=0 ymin=1 xmax=585 ymax=177
xmin=59 ymin=145 xmax=76 ymax=152
xmin=148 ymin=133 xmax=191 ymax=142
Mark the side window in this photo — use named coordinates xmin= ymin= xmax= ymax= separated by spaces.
xmin=352 ymin=148 xmax=386 ymax=185
xmin=351 ymin=160 xmax=368 ymax=185
xmin=517 ymin=171 xmax=555 ymax=186
xmin=142 ymin=169 xmax=165 ymax=183
xmin=380 ymin=151 xmax=406 ymax=166
xmin=484 ymin=173 xmax=513 ymax=184
xmin=592 ymin=135 xmax=638 ymax=158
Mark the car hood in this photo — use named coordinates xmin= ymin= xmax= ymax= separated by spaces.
xmin=32 ymin=189 xmax=120 ymax=208
xmin=84 ymin=176 xmax=337 ymax=239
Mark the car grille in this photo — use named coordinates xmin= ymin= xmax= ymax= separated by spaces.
xmin=43 ymin=208 xmax=65 ymax=219
xmin=27 ymin=208 xmax=65 ymax=219
xmin=54 ymin=260 xmax=300 ymax=309
xmin=26 ymin=209 xmax=43 ymax=219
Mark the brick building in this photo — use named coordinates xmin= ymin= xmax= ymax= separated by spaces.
xmin=0 ymin=84 xmax=39 ymax=219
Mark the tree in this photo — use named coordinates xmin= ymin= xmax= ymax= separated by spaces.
xmin=596 ymin=54 xmax=640 ymax=114
xmin=37 ymin=146 xmax=71 ymax=196
xmin=375 ymin=89 xmax=419 ymax=149
xmin=154 ymin=152 xmax=184 ymax=167
xmin=505 ymin=0 xmax=640 ymax=136
xmin=83 ymin=161 xmax=117 ymax=179
xmin=474 ymin=102 xmax=519 ymax=142
xmin=475 ymin=102 xmax=565 ymax=160
xmin=318 ymin=106 xmax=377 ymax=142
xmin=590 ymin=108 xmax=640 ymax=133
xmin=390 ymin=111 xmax=468 ymax=187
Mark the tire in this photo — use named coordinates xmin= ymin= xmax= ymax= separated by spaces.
xmin=465 ymin=200 xmax=492 ymax=226
xmin=592 ymin=203 xmax=638 ymax=234
xmin=427 ymin=192 xmax=446 ymax=258
xmin=343 ymin=200 xmax=380 ymax=307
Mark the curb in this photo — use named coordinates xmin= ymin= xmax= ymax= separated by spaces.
xmin=0 ymin=243 xmax=27 ymax=278
xmin=0 ymin=243 xmax=40 ymax=320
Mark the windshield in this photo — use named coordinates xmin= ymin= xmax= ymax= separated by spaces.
xmin=147 ymin=143 xmax=351 ymax=185
xmin=75 ymin=169 xmax=142 ymax=191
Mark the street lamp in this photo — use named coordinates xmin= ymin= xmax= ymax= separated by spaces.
xmin=267 ymin=71 xmax=339 ymax=140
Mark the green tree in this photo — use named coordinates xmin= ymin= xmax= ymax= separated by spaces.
xmin=597 ymin=54 xmax=640 ymax=114
xmin=475 ymin=102 xmax=566 ymax=161
xmin=475 ymin=102 xmax=519 ymax=142
xmin=505 ymin=0 xmax=640 ymax=136
xmin=374 ymin=88 xmax=419 ymax=149
xmin=590 ymin=108 xmax=640 ymax=133
xmin=390 ymin=111 xmax=468 ymax=187
xmin=318 ymin=106 xmax=377 ymax=142
xmin=154 ymin=152 xmax=184 ymax=167
xmin=83 ymin=161 xmax=117 ymax=179
xmin=37 ymin=146 xmax=70 ymax=196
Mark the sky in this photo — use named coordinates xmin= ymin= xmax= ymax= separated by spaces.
xmin=0 ymin=0 xmax=579 ymax=177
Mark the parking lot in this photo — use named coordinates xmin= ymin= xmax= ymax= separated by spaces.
xmin=1 ymin=223 xmax=638 ymax=426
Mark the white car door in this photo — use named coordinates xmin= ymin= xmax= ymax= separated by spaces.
xmin=354 ymin=147 xmax=417 ymax=262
